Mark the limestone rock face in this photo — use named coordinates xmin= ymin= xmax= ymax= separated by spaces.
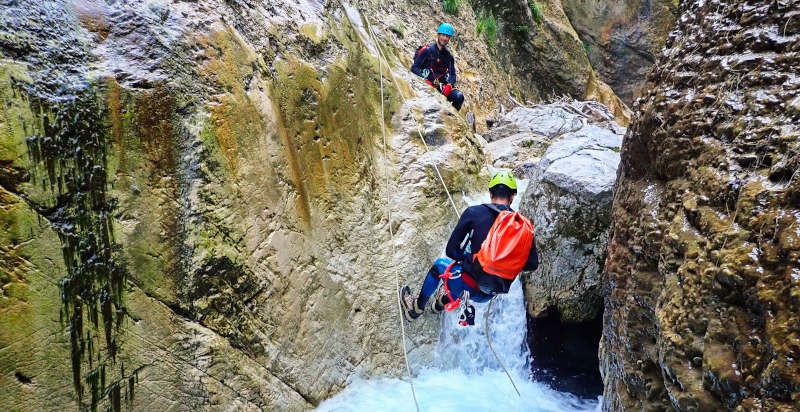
xmin=561 ymin=0 xmax=679 ymax=104
xmin=471 ymin=0 xmax=637 ymax=124
xmin=508 ymin=102 xmax=624 ymax=322
xmin=601 ymin=1 xmax=800 ymax=410
xmin=484 ymin=101 xmax=623 ymax=172
xmin=0 ymin=1 xmax=484 ymax=410
xmin=473 ymin=0 xmax=593 ymax=101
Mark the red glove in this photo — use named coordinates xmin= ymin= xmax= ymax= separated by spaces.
xmin=442 ymin=84 xmax=453 ymax=97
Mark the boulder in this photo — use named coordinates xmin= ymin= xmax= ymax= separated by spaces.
xmin=483 ymin=101 xmax=623 ymax=177
xmin=518 ymin=104 xmax=623 ymax=322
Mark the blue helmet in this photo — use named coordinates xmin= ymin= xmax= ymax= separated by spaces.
xmin=437 ymin=22 xmax=456 ymax=37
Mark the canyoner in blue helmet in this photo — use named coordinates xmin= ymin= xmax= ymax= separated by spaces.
xmin=400 ymin=171 xmax=539 ymax=325
xmin=410 ymin=22 xmax=465 ymax=111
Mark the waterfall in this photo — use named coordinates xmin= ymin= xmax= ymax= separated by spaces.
xmin=318 ymin=181 xmax=601 ymax=411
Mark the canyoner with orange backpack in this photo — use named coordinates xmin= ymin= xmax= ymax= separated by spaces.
xmin=435 ymin=205 xmax=534 ymax=325
xmin=473 ymin=204 xmax=535 ymax=290
xmin=400 ymin=170 xmax=539 ymax=326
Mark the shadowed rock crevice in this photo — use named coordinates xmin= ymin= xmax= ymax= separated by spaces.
xmin=528 ymin=309 xmax=603 ymax=399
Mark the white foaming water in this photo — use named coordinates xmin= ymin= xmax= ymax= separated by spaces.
xmin=318 ymin=179 xmax=601 ymax=411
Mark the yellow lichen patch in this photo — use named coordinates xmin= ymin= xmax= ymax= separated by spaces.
xmin=696 ymin=206 xmax=734 ymax=236
xmin=135 ymin=86 xmax=176 ymax=172
xmin=300 ymin=23 xmax=326 ymax=44
xmin=198 ymin=27 xmax=265 ymax=177
xmin=99 ymin=81 xmax=184 ymax=305
xmin=199 ymin=28 xmax=258 ymax=93
xmin=271 ymin=57 xmax=324 ymax=224
xmin=703 ymin=340 xmax=742 ymax=388
xmin=208 ymin=92 xmax=266 ymax=176
xmin=584 ymin=71 xmax=631 ymax=126
xmin=271 ymin=47 xmax=392 ymax=225
xmin=0 ymin=60 xmax=35 ymax=170
xmin=106 ymin=78 xmax=126 ymax=173
xmin=72 ymin=1 xmax=110 ymax=40
xmin=733 ymin=178 xmax=765 ymax=220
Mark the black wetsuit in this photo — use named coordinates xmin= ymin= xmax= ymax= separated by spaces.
xmin=416 ymin=203 xmax=539 ymax=308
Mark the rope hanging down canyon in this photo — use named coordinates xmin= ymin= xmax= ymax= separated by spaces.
xmin=364 ymin=14 xmax=521 ymax=401
xmin=376 ymin=26 xmax=421 ymax=412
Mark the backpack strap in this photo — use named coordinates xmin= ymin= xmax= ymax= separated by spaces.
xmin=422 ymin=43 xmax=451 ymax=82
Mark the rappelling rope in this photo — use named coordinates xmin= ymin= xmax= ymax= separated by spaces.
xmin=376 ymin=28 xmax=421 ymax=412
xmin=484 ymin=297 xmax=522 ymax=396
xmin=364 ymin=19 xmax=523 ymax=400
xmin=364 ymin=22 xmax=460 ymax=218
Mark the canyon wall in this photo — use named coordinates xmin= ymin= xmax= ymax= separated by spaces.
xmin=1 ymin=1 xmax=487 ymax=409
xmin=601 ymin=0 xmax=800 ymax=409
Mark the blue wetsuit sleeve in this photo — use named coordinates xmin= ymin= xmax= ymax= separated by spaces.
xmin=447 ymin=57 xmax=457 ymax=85
xmin=411 ymin=46 xmax=429 ymax=78
xmin=523 ymin=241 xmax=539 ymax=271
xmin=445 ymin=208 xmax=473 ymax=262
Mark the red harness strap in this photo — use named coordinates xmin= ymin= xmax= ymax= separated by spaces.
xmin=439 ymin=262 xmax=477 ymax=312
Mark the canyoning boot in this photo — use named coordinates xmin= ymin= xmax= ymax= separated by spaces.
xmin=399 ymin=285 xmax=423 ymax=321
xmin=430 ymin=284 xmax=451 ymax=314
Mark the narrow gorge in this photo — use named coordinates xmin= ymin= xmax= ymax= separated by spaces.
xmin=1 ymin=0 xmax=797 ymax=411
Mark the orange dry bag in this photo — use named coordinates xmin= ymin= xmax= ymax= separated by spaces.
xmin=475 ymin=206 xmax=534 ymax=281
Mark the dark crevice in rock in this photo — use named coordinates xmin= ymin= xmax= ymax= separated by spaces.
xmin=528 ymin=308 xmax=603 ymax=399
xmin=14 ymin=371 xmax=33 ymax=385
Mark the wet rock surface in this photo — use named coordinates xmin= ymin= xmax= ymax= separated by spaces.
xmin=1 ymin=1 xmax=486 ymax=409
xmin=480 ymin=101 xmax=623 ymax=324
xmin=561 ymin=0 xmax=679 ymax=104
xmin=601 ymin=0 xmax=800 ymax=410
xmin=472 ymin=0 xmax=631 ymax=120
xmin=472 ymin=0 xmax=593 ymax=101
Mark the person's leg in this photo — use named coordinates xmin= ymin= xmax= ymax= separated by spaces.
xmin=468 ymin=290 xmax=492 ymax=303
xmin=416 ymin=257 xmax=453 ymax=308
xmin=447 ymin=89 xmax=465 ymax=111
xmin=440 ymin=271 xmax=492 ymax=304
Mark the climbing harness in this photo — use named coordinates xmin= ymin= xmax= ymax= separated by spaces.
xmin=414 ymin=43 xmax=456 ymax=98
xmin=437 ymin=262 xmax=476 ymax=326
xmin=363 ymin=10 xmax=521 ymax=403
xmin=438 ymin=262 xmax=464 ymax=312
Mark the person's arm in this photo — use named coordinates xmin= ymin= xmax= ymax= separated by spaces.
xmin=446 ymin=56 xmax=457 ymax=86
xmin=445 ymin=208 xmax=473 ymax=262
xmin=522 ymin=241 xmax=539 ymax=271
xmin=410 ymin=46 xmax=429 ymax=78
